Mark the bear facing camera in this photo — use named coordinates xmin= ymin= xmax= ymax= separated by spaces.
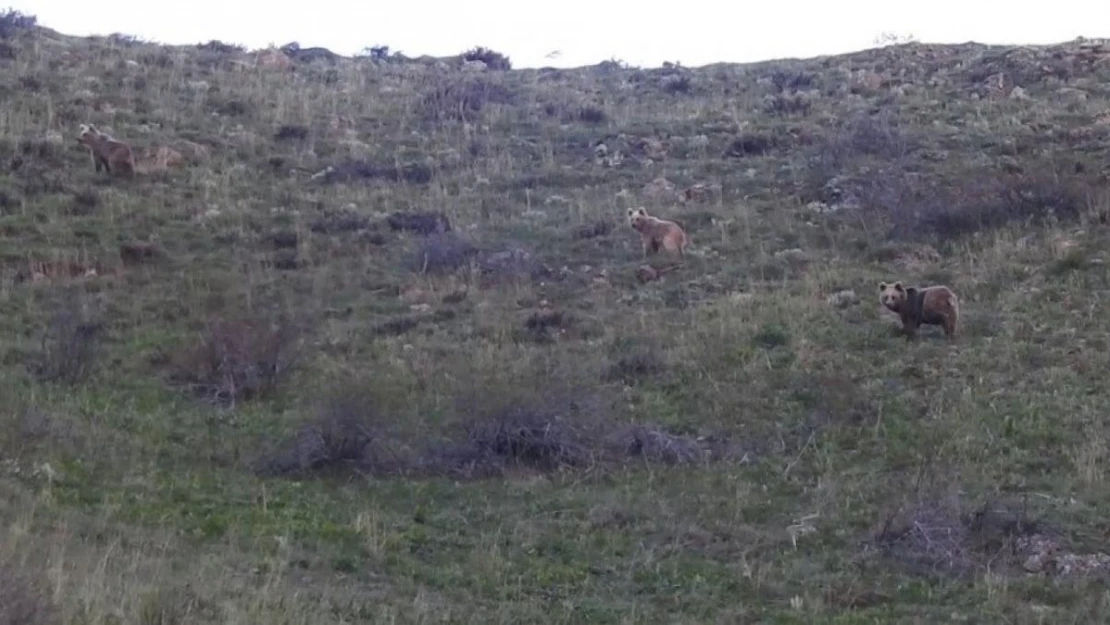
xmin=878 ymin=281 xmax=959 ymax=341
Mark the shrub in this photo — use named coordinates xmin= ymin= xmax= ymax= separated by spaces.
xmin=462 ymin=46 xmax=511 ymax=71
xmin=420 ymin=75 xmax=517 ymax=122
xmin=169 ymin=314 xmax=303 ymax=406
xmin=195 ymin=40 xmax=244 ymax=54
xmin=0 ymin=9 xmax=35 ymax=40
xmin=359 ymin=45 xmax=392 ymax=61
xmin=851 ymin=165 xmax=1098 ymax=241
xmin=29 ymin=298 xmax=103 ymax=385
xmin=256 ymin=386 xmax=402 ymax=477
xmin=411 ymin=232 xmax=478 ymax=274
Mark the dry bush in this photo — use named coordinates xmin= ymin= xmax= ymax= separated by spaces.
xmin=429 ymin=401 xmax=594 ymax=478
xmin=420 ymin=74 xmax=517 ymax=122
xmin=256 ymin=386 xmax=403 ymax=477
xmin=604 ymin=425 xmax=711 ymax=466
xmin=868 ymin=486 xmax=1046 ymax=579
xmin=411 ymin=232 xmax=478 ymax=274
xmin=0 ymin=562 xmax=57 ymax=625
xmin=195 ymin=40 xmax=244 ymax=54
xmin=462 ymin=46 xmax=512 ymax=71
xmin=386 ymin=210 xmax=452 ymax=235
xmin=29 ymin=298 xmax=103 ymax=385
xmin=863 ymin=166 xmax=1096 ymax=241
xmin=0 ymin=9 xmax=36 ymax=40
xmin=169 ymin=314 xmax=303 ymax=406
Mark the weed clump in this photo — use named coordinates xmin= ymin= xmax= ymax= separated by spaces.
xmin=257 ymin=386 xmax=401 ymax=477
xmin=29 ymin=298 xmax=103 ymax=385
xmin=0 ymin=9 xmax=36 ymax=39
xmin=169 ymin=314 xmax=303 ymax=406
xmin=462 ymin=46 xmax=511 ymax=71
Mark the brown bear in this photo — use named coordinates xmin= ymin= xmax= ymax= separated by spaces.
xmin=76 ymin=124 xmax=135 ymax=176
xmin=626 ymin=207 xmax=689 ymax=259
xmin=879 ymin=281 xmax=959 ymax=341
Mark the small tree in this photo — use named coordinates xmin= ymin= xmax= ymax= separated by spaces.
xmin=0 ymin=8 xmax=36 ymax=39
xmin=462 ymin=46 xmax=511 ymax=71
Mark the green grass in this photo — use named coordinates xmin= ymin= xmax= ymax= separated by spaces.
xmin=3 ymin=13 xmax=1110 ymax=623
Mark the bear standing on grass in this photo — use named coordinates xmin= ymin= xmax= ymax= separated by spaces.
xmin=879 ymin=281 xmax=960 ymax=341
xmin=76 ymin=123 xmax=135 ymax=176
xmin=626 ymin=207 xmax=690 ymax=259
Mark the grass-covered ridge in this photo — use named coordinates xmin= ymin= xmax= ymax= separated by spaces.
xmin=3 ymin=10 xmax=1110 ymax=622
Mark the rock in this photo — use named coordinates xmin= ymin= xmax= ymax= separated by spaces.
xmin=826 ymin=290 xmax=859 ymax=309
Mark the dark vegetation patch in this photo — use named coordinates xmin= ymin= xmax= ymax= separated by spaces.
xmin=0 ymin=9 xmax=36 ymax=40
xmin=461 ymin=46 xmax=512 ymax=71
xmin=166 ymin=313 xmax=304 ymax=406
xmin=256 ymin=386 xmax=737 ymax=481
xmin=28 ymin=296 xmax=103 ymax=385
xmin=420 ymin=75 xmax=518 ymax=122
xmin=411 ymin=232 xmax=479 ymax=274
xmin=868 ymin=491 xmax=1051 ymax=579
xmin=386 ymin=210 xmax=452 ymax=235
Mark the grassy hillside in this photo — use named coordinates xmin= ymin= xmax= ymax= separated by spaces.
xmin=3 ymin=10 xmax=1110 ymax=622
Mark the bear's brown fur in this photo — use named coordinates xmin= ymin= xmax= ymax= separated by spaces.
xmin=76 ymin=124 xmax=135 ymax=176
xmin=879 ymin=281 xmax=959 ymax=341
xmin=626 ymin=207 xmax=689 ymax=259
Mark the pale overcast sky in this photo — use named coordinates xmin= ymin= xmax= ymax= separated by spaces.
xmin=8 ymin=0 xmax=1109 ymax=69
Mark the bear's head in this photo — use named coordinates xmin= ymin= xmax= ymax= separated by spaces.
xmin=76 ymin=124 xmax=102 ymax=146
xmin=626 ymin=207 xmax=650 ymax=231
xmin=879 ymin=281 xmax=910 ymax=312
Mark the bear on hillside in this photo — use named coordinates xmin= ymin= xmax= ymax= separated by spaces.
xmin=878 ymin=281 xmax=960 ymax=341
xmin=626 ymin=207 xmax=689 ymax=259
xmin=76 ymin=124 xmax=135 ymax=176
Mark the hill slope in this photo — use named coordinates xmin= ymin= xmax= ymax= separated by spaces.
xmin=3 ymin=13 xmax=1110 ymax=623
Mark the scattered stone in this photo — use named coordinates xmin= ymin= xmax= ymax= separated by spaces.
xmin=826 ymin=289 xmax=859 ymax=309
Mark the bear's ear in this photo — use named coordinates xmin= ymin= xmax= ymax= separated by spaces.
xmin=626 ymin=208 xmax=635 ymax=216
xmin=893 ymin=282 xmax=904 ymax=292
xmin=878 ymin=281 xmax=887 ymax=291
xmin=635 ymin=207 xmax=647 ymax=216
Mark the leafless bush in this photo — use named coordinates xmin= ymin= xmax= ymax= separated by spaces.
xmin=0 ymin=563 xmax=56 ymax=625
xmin=411 ymin=232 xmax=478 ymax=274
xmin=431 ymin=404 xmax=591 ymax=478
xmin=604 ymin=337 xmax=666 ymax=385
xmin=195 ymin=40 xmax=244 ymax=54
xmin=420 ymin=75 xmax=517 ymax=122
xmin=0 ymin=9 xmax=36 ymax=40
xmin=767 ymin=68 xmax=816 ymax=93
xmin=386 ymin=211 xmax=452 ymax=235
xmin=256 ymin=386 xmax=403 ymax=477
xmin=869 ymin=489 xmax=1045 ymax=578
xmin=604 ymin=425 xmax=708 ymax=466
xmin=169 ymin=314 xmax=303 ymax=406
xmin=763 ymin=93 xmax=812 ymax=116
xmin=30 ymin=299 xmax=103 ymax=385
xmin=861 ymin=166 xmax=1096 ymax=241
xmin=725 ymin=132 xmax=776 ymax=158
xmin=462 ymin=46 xmax=512 ymax=71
